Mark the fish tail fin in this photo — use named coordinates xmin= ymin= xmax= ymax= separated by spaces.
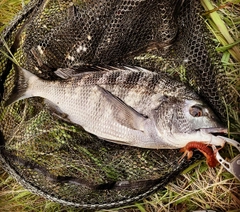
xmin=4 ymin=65 xmax=36 ymax=106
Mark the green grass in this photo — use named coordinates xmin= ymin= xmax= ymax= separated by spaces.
xmin=0 ymin=0 xmax=29 ymax=31
xmin=0 ymin=0 xmax=240 ymax=211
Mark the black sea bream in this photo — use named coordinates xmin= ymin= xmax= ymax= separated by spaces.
xmin=5 ymin=65 xmax=226 ymax=149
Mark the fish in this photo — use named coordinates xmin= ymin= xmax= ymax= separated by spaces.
xmin=5 ymin=65 xmax=227 ymax=149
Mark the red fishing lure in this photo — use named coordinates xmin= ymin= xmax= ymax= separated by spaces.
xmin=180 ymin=141 xmax=219 ymax=167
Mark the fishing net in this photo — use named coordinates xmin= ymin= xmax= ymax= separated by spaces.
xmin=0 ymin=0 xmax=237 ymax=209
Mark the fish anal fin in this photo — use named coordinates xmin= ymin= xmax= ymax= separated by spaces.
xmin=96 ymin=85 xmax=147 ymax=131
xmin=44 ymin=99 xmax=71 ymax=123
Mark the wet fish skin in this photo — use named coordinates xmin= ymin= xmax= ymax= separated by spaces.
xmin=5 ymin=65 xmax=226 ymax=149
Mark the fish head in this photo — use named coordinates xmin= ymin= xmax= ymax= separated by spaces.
xmin=152 ymin=98 xmax=226 ymax=147
xmin=182 ymin=99 xmax=223 ymax=130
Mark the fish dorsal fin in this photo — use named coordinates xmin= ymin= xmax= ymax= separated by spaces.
xmin=54 ymin=66 xmax=112 ymax=79
xmin=123 ymin=66 xmax=153 ymax=74
xmin=54 ymin=68 xmax=83 ymax=79
xmin=96 ymin=85 xmax=147 ymax=131
xmin=54 ymin=66 xmax=150 ymax=80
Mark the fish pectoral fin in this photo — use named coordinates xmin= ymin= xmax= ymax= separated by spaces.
xmin=96 ymin=85 xmax=147 ymax=131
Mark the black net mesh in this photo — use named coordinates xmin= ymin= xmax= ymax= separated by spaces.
xmin=0 ymin=0 xmax=237 ymax=209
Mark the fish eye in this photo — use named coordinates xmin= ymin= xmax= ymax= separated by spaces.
xmin=189 ymin=105 xmax=203 ymax=117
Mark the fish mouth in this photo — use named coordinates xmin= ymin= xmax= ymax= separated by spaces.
xmin=199 ymin=127 xmax=228 ymax=134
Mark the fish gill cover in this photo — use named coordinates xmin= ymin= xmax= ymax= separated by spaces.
xmin=0 ymin=0 xmax=238 ymax=209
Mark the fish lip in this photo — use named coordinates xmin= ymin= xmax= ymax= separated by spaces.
xmin=198 ymin=127 xmax=228 ymax=134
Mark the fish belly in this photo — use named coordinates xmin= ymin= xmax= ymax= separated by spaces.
xmin=41 ymin=83 xmax=142 ymax=144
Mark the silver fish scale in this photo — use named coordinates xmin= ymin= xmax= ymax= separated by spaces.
xmin=53 ymin=67 xmax=198 ymax=117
